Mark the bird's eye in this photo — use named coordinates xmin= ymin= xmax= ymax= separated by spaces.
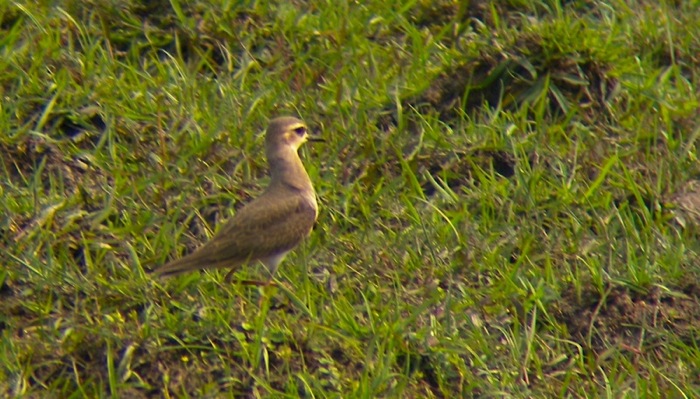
xmin=293 ymin=126 xmax=307 ymax=136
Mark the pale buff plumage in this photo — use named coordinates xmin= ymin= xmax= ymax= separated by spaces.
xmin=152 ymin=116 xmax=319 ymax=279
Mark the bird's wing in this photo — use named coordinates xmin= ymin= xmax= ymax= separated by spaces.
xmin=209 ymin=191 xmax=317 ymax=259
xmin=153 ymin=191 xmax=317 ymax=276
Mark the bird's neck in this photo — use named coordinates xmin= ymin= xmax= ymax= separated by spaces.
xmin=267 ymin=147 xmax=314 ymax=192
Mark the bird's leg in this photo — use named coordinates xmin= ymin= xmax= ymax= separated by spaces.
xmin=239 ymin=279 xmax=278 ymax=287
xmin=224 ymin=268 xmax=237 ymax=283
xmin=225 ymin=268 xmax=278 ymax=287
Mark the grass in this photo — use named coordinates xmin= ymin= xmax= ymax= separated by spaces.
xmin=2 ymin=0 xmax=700 ymax=397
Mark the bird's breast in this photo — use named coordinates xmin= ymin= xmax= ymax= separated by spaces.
xmin=301 ymin=190 xmax=318 ymax=217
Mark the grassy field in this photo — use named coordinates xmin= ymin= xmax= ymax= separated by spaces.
xmin=2 ymin=0 xmax=700 ymax=397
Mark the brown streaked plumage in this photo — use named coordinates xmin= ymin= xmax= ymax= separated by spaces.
xmin=152 ymin=116 xmax=319 ymax=279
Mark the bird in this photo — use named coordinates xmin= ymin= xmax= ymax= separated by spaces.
xmin=152 ymin=116 xmax=320 ymax=283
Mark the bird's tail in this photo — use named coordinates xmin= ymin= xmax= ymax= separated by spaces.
xmin=150 ymin=254 xmax=203 ymax=277
xmin=151 ymin=250 xmax=243 ymax=278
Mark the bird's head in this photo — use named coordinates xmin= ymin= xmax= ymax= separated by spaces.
xmin=266 ymin=116 xmax=321 ymax=152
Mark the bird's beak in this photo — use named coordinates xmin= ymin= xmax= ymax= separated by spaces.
xmin=307 ymin=135 xmax=325 ymax=143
